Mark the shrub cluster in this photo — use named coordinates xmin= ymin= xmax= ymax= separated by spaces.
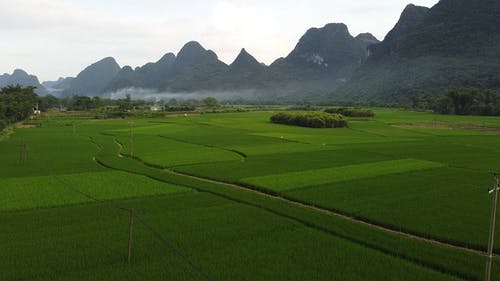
xmin=324 ymin=107 xmax=375 ymax=117
xmin=270 ymin=112 xmax=347 ymax=128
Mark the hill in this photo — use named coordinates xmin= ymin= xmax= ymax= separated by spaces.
xmin=64 ymin=57 xmax=121 ymax=96
xmin=0 ymin=69 xmax=47 ymax=95
xmin=338 ymin=0 xmax=500 ymax=104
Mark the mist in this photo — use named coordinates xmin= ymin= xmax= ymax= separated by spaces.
xmin=105 ymin=87 xmax=264 ymax=102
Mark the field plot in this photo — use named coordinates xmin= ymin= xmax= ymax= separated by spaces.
xmin=241 ymin=159 xmax=444 ymax=191
xmin=167 ymin=111 xmax=500 ymax=251
xmin=2 ymin=109 xmax=500 ymax=280
xmin=0 ymin=192 xmax=467 ymax=281
xmin=0 ymin=171 xmax=189 ymax=211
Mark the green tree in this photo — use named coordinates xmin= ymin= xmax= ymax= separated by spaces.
xmin=118 ymin=94 xmax=133 ymax=111
xmin=0 ymin=85 xmax=38 ymax=128
xmin=203 ymin=97 xmax=219 ymax=109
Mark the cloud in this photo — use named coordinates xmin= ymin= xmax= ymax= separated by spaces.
xmin=202 ymin=1 xmax=284 ymax=64
xmin=0 ymin=0 xmax=440 ymax=81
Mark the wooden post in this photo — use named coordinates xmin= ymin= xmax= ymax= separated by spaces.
xmin=24 ymin=144 xmax=27 ymax=165
xmin=19 ymin=144 xmax=23 ymax=165
xmin=128 ymin=208 xmax=134 ymax=263
xmin=19 ymin=143 xmax=27 ymax=166
xmin=129 ymin=123 xmax=133 ymax=157
xmin=485 ymin=175 xmax=500 ymax=281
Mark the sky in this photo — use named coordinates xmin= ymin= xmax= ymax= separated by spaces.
xmin=0 ymin=0 xmax=439 ymax=81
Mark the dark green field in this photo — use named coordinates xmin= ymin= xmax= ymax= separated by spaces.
xmin=2 ymin=109 xmax=500 ymax=280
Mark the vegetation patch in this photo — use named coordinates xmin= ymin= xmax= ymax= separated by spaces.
xmin=0 ymin=171 xmax=190 ymax=211
xmin=436 ymin=88 xmax=500 ymax=116
xmin=392 ymin=121 xmax=500 ymax=135
xmin=324 ymin=107 xmax=375 ymax=117
xmin=241 ymin=159 xmax=444 ymax=191
xmin=270 ymin=112 xmax=348 ymax=128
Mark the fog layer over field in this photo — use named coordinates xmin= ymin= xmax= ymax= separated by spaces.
xmin=107 ymin=87 xmax=262 ymax=101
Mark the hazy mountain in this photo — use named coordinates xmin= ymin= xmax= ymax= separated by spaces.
xmin=396 ymin=0 xmax=500 ymax=58
xmin=160 ymin=41 xmax=229 ymax=91
xmin=355 ymin=33 xmax=380 ymax=51
xmin=230 ymin=48 xmax=265 ymax=74
xmin=0 ymin=69 xmax=47 ymax=95
xmin=135 ymin=53 xmax=176 ymax=88
xmin=66 ymin=57 xmax=120 ymax=96
xmin=279 ymin=24 xmax=368 ymax=76
xmin=368 ymin=4 xmax=430 ymax=60
xmin=106 ymin=66 xmax=136 ymax=91
xmin=106 ymin=53 xmax=176 ymax=91
xmin=106 ymin=42 xmax=230 ymax=93
xmin=42 ymin=77 xmax=66 ymax=89
xmin=338 ymin=0 xmax=500 ymax=104
xmin=42 ymin=77 xmax=74 ymax=96
xmin=44 ymin=1 xmax=500 ymax=103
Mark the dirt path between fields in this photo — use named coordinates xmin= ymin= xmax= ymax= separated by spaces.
xmin=168 ymin=169 xmax=494 ymax=259
xmin=95 ymin=133 xmax=496 ymax=260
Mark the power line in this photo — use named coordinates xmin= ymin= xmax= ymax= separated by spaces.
xmin=485 ymin=173 xmax=500 ymax=281
xmin=26 ymin=143 xmax=214 ymax=281
xmin=135 ymin=214 xmax=214 ymax=281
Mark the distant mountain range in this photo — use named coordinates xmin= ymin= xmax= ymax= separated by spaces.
xmin=0 ymin=69 xmax=46 ymax=95
xmin=4 ymin=0 xmax=500 ymax=104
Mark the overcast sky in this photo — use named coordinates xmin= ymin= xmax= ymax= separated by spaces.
xmin=0 ymin=0 xmax=439 ymax=81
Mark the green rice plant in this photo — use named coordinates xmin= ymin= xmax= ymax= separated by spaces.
xmin=241 ymin=159 xmax=445 ymax=191
xmin=0 ymin=171 xmax=190 ymax=211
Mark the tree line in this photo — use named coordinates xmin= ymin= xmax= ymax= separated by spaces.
xmin=324 ymin=107 xmax=375 ymax=117
xmin=435 ymin=88 xmax=500 ymax=116
xmin=0 ymin=85 xmax=38 ymax=131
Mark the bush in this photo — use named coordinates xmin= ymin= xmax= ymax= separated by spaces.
xmin=324 ymin=107 xmax=375 ymax=117
xmin=270 ymin=112 xmax=348 ymax=128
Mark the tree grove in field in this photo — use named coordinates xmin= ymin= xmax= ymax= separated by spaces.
xmin=270 ymin=112 xmax=347 ymax=128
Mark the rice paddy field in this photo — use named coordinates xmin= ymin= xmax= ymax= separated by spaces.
xmin=2 ymin=109 xmax=500 ymax=280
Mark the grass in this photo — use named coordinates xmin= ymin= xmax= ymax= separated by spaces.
xmin=2 ymin=109 xmax=500 ymax=280
xmin=241 ymin=159 xmax=445 ymax=191
xmin=0 ymin=192 xmax=467 ymax=281
xmin=0 ymin=171 xmax=190 ymax=211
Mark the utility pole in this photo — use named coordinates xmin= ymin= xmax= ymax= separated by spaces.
xmin=19 ymin=143 xmax=27 ymax=166
xmin=485 ymin=174 xmax=500 ymax=281
xmin=129 ymin=122 xmax=134 ymax=157
xmin=127 ymin=208 xmax=134 ymax=263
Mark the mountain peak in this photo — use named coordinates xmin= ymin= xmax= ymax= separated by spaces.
xmin=12 ymin=69 xmax=29 ymax=76
xmin=239 ymin=48 xmax=250 ymax=56
xmin=368 ymin=4 xmax=429 ymax=59
xmin=233 ymin=48 xmax=255 ymax=62
xmin=68 ymin=57 xmax=121 ymax=96
xmin=285 ymin=22 xmax=366 ymax=72
xmin=120 ymin=65 xmax=134 ymax=73
xmin=401 ymin=3 xmax=429 ymax=20
xmin=356 ymin=33 xmax=380 ymax=46
xmin=230 ymin=48 xmax=263 ymax=73
xmin=98 ymin=57 xmax=119 ymax=66
xmin=0 ymin=69 xmax=46 ymax=95
xmin=157 ymin=52 xmax=176 ymax=64
xmin=178 ymin=41 xmax=206 ymax=59
xmin=322 ymin=23 xmax=349 ymax=33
